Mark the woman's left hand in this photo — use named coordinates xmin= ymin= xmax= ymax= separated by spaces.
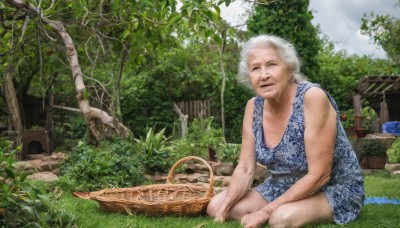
xmin=240 ymin=210 xmax=270 ymax=228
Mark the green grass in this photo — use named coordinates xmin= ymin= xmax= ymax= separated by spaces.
xmin=57 ymin=172 xmax=400 ymax=228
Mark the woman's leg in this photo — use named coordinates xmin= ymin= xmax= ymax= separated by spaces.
xmin=268 ymin=192 xmax=333 ymax=228
xmin=207 ymin=189 xmax=268 ymax=220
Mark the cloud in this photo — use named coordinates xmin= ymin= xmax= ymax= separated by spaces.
xmin=221 ymin=0 xmax=400 ymax=58
xmin=309 ymin=0 xmax=400 ymax=58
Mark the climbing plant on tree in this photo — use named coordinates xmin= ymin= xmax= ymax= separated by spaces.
xmin=246 ymin=0 xmax=321 ymax=81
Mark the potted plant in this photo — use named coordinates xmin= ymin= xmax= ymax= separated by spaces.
xmin=361 ymin=140 xmax=387 ymax=169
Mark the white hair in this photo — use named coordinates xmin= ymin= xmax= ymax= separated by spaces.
xmin=238 ymin=35 xmax=307 ymax=86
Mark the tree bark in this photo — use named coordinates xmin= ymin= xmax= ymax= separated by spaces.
xmin=173 ymin=103 xmax=188 ymax=138
xmin=219 ymin=30 xmax=227 ymax=144
xmin=2 ymin=66 xmax=23 ymax=143
xmin=5 ymin=0 xmax=131 ymax=142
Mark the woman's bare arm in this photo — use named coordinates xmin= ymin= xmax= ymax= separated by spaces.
xmin=214 ymin=98 xmax=257 ymax=221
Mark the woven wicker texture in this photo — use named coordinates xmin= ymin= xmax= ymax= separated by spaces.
xmin=74 ymin=156 xmax=215 ymax=216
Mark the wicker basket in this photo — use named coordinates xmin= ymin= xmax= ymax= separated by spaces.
xmin=74 ymin=156 xmax=215 ymax=216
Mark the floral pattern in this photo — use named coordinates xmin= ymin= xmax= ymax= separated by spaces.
xmin=253 ymin=82 xmax=364 ymax=224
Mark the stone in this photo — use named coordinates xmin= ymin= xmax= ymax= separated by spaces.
xmin=385 ymin=163 xmax=400 ymax=172
xmin=393 ymin=170 xmax=400 ymax=176
xmin=198 ymin=174 xmax=210 ymax=183
xmin=12 ymin=161 xmax=35 ymax=174
xmin=27 ymin=159 xmax=61 ymax=172
xmin=214 ymin=162 xmax=234 ymax=176
xmin=214 ymin=175 xmax=231 ymax=187
xmin=28 ymin=172 xmax=59 ymax=182
xmin=187 ymin=173 xmax=202 ymax=183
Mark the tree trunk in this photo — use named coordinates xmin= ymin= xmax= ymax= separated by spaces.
xmin=2 ymin=66 xmax=23 ymax=143
xmin=173 ymin=104 xmax=188 ymax=138
xmin=113 ymin=46 xmax=129 ymax=122
xmin=219 ymin=30 xmax=227 ymax=144
xmin=5 ymin=0 xmax=131 ymax=142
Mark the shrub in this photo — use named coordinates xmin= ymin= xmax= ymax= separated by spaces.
xmin=387 ymin=138 xmax=400 ymax=163
xmin=0 ymin=147 xmax=76 ymax=227
xmin=172 ymin=118 xmax=225 ymax=161
xmin=362 ymin=140 xmax=387 ymax=157
xmin=60 ymin=138 xmax=145 ymax=191
xmin=134 ymin=128 xmax=175 ymax=174
xmin=218 ymin=143 xmax=241 ymax=166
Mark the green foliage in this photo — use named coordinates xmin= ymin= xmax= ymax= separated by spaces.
xmin=0 ymin=147 xmax=76 ymax=227
xmin=60 ymin=139 xmax=145 ymax=191
xmin=134 ymin=128 xmax=175 ymax=174
xmin=173 ymin=118 xmax=225 ymax=159
xmin=341 ymin=106 xmax=377 ymax=132
xmin=54 ymin=114 xmax=87 ymax=140
xmin=362 ymin=140 xmax=387 ymax=157
xmin=218 ymin=143 xmax=241 ymax=166
xmin=387 ymin=138 xmax=400 ymax=163
xmin=0 ymin=136 xmax=13 ymax=153
xmin=361 ymin=1 xmax=400 ymax=63
xmin=316 ymin=36 xmax=394 ymax=111
xmin=246 ymin=0 xmax=321 ymax=81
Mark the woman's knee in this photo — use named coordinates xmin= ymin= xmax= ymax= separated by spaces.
xmin=269 ymin=204 xmax=299 ymax=228
xmin=206 ymin=191 xmax=226 ymax=217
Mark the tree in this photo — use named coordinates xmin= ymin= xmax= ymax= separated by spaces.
xmin=361 ymin=0 xmax=400 ymax=65
xmin=246 ymin=0 xmax=321 ymax=81
xmin=316 ymin=35 xmax=394 ymax=110
xmin=2 ymin=0 xmax=234 ymax=142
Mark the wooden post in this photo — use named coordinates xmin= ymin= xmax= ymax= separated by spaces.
xmin=353 ymin=94 xmax=364 ymax=130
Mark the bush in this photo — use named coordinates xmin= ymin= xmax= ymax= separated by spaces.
xmin=387 ymin=138 xmax=400 ymax=163
xmin=172 ymin=118 xmax=225 ymax=160
xmin=134 ymin=128 xmax=176 ymax=174
xmin=362 ymin=140 xmax=387 ymax=157
xmin=218 ymin=143 xmax=241 ymax=166
xmin=0 ymin=147 xmax=76 ymax=227
xmin=60 ymin=138 xmax=145 ymax=191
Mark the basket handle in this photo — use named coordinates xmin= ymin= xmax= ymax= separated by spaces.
xmin=167 ymin=156 xmax=214 ymax=198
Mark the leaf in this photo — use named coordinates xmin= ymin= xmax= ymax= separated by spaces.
xmin=5 ymin=167 xmax=15 ymax=179
xmin=169 ymin=15 xmax=181 ymax=25
xmin=122 ymin=29 xmax=131 ymax=39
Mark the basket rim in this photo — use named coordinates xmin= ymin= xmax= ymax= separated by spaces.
xmin=166 ymin=156 xmax=214 ymax=198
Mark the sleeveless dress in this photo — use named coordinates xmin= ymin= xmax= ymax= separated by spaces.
xmin=253 ymin=82 xmax=364 ymax=224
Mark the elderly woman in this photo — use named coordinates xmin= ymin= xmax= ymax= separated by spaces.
xmin=207 ymin=35 xmax=364 ymax=228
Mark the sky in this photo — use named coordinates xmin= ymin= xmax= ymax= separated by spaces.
xmin=220 ymin=0 xmax=400 ymax=59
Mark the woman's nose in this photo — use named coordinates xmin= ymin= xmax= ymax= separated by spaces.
xmin=259 ymin=68 xmax=269 ymax=79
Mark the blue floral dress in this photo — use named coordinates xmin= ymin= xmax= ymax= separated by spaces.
xmin=253 ymin=82 xmax=364 ymax=224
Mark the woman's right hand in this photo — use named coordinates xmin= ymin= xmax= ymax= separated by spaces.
xmin=214 ymin=208 xmax=229 ymax=222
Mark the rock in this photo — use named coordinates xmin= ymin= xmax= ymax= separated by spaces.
xmin=13 ymin=161 xmax=35 ymax=174
xmin=28 ymin=172 xmax=59 ymax=182
xmin=214 ymin=176 xmax=231 ymax=187
xmin=214 ymin=162 xmax=234 ymax=176
xmin=187 ymin=173 xmax=202 ymax=183
xmin=385 ymin=163 xmax=400 ymax=172
xmin=27 ymin=159 xmax=61 ymax=172
xmin=393 ymin=170 xmax=400 ymax=176
xmin=198 ymin=174 xmax=210 ymax=183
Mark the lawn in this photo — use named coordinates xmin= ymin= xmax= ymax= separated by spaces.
xmin=57 ymin=171 xmax=400 ymax=228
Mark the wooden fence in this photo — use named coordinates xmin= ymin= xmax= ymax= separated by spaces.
xmin=175 ymin=99 xmax=217 ymax=122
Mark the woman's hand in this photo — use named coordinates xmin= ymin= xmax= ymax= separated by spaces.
xmin=240 ymin=210 xmax=270 ymax=228
xmin=214 ymin=208 xmax=229 ymax=222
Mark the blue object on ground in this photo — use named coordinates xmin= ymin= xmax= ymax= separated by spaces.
xmin=364 ymin=197 xmax=400 ymax=205
xmin=382 ymin=121 xmax=400 ymax=136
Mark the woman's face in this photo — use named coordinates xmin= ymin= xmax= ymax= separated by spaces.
xmin=248 ymin=46 xmax=293 ymax=100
